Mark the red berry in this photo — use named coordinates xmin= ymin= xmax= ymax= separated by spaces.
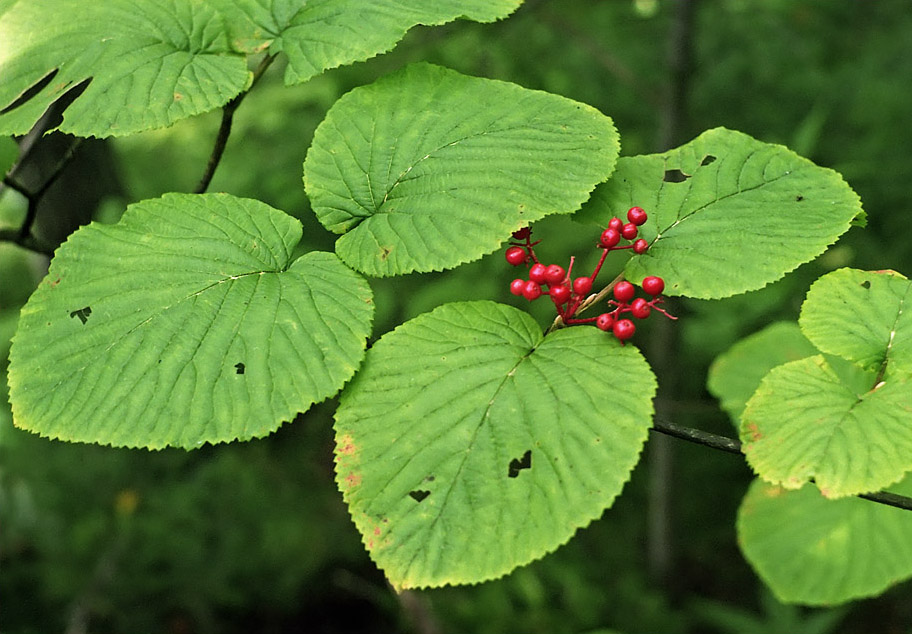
xmin=627 ymin=206 xmax=647 ymax=226
xmin=621 ymin=223 xmax=638 ymax=240
xmin=544 ymin=264 xmax=566 ymax=285
xmin=529 ymin=263 xmax=547 ymax=283
xmin=509 ymin=278 xmax=526 ymax=296
xmin=630 ymin=297 xmax=651 ymax=319
xmin=572 ymin=276 xmax=592 ymax=295
xmin=632 ymin=238 xmax=648 ymax=254
xmin=512 ymin=227 xmax=531 ymax=240
xmin=600 ymin=228 xmax=620 ymax=248
xmin=550 ymin=285 xmax=571 ymax=304
xmin=596 ymin=313 xmax=615 ymax=331
xmin=608 ymin=217 xmax=623 ymax=231
xmin=613 ymin=281 xmax=635 ymax=303
xmin=641 ymin=276 xmax=665 ymax=296
xmin=522 ymin=281 xmax=542 ymax=300
xmin=505 ymin=246 xmax=527 ymax=266
xmin=613 ymin=319 xmax=636 ymax=341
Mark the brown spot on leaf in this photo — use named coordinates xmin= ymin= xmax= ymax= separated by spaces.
xmin=337 ymin=433 xmax=357 ymax=456
xmin=745 ymin=422 xmax=762 ymax=442
xmin=380 ymin=247 xmax=392 ymax=260
xmin=343 ymin=472 xmax=361 ymax=488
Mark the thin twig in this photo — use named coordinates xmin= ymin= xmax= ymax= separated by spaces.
xmin=194 ymin=53 xmax=276 ymax=194
xmin=649 ymin=419 xmax=912 ymax=512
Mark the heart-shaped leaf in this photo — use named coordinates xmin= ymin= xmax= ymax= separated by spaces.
xmin=8 ymin=193 xmax=373 ymax=448
xmin=738 ymin=477 xmax=912 ymax=605
xmin=334 ymin=301 xmax=655 ymax=589
xmin=222 ymin=0 xmax=523 ymax=85
xmin=304 ymin=63 xmax=620 ymax=276
xmin=576 ymin=128 xmax=864 ymax=299
xmin=0 ymin=0 xmax=251 ymax=137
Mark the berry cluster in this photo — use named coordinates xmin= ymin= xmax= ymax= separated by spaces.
xmin=506 ymin=206 xmax=676 ymax=342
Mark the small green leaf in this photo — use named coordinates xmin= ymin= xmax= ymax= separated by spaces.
xmin=741 ymin=355 xmax=912 ymax=498
xmin=708 ymin=322 xmax=818 ymax=425
xmin=223 ymin=0 xmax=523 ymax=84
xmin=0 ymin=0 xmax=250 ymax=137
xmin=0 ymin=136 xmax=17 ymax=175
xmin=334 ymin=301 xmax=655 ymax=589
xmin=738 ymin=477 xmax=912 ymax=605
xmin=8 ymin=193 xmax=373 ymax=448
xmin=304 ymin=63 xmax=619 ymax=276
xmin=576 ymin=128 xmax=864 ymax=299
xmin=799 ymin=268 xmax=912 ymax=378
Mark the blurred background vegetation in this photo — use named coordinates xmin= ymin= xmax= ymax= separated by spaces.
xmin=2 ymin=1 xmax=912 ymax=632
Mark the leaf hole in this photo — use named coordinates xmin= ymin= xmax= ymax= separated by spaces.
xmin=663 ymin=169 xmax=690 ymax=183
xmin=796 ymin=195 xmax=805 ymax=202
xmin=508 ymin=449 xmax=532 ymax=478
xmin=409 ymin=490 xmax=430 ymax=503
xmin=1 ymin=69 xmax=59 ymax=114
xmin=234 ymin=362 xmax=245 ymax=375
xmin=861 ymin=280 xmax=871 ymax=289
xmin=69 ymin=306 xmax=92 ymax=325
xmin=700 ymin=154 xmax=717 ymax=166
xmin=380 ymin=247 xmax=392 ymax=260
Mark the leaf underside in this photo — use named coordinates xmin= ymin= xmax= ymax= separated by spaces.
xmin=7 ymin=193 xmax=373 ymax=448
xmin=334 ymin=300 xmax=656 ymax=589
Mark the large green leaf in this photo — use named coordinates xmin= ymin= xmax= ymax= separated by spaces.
xmin=0 ymin=0 xmax=251 ymax=137
xmin=222 ymin=0 xmax=523 ymax=85
xmin=707 ymin=321 xmax=818 ymax=424
xmin=741 ymin=355 xmax=912 ymax=498
xmin=7 ymin=193 xmax=373 ymax=448
xmin=738 ymin=476 xmax=912 ymax=605
xmin=799 ymin=268 xmax=912 ymax=378
xmin=575 ymin=128 xmax=864 ymax=299
xmin=304 ymin=63 xmax=620 ymax=277
xmin=334 ymin=301 xmax=655 ymax=589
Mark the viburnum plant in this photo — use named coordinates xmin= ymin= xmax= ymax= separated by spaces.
xmin=2 ymin=0 xmax=912 ymax=609
xmin=504 ymin=207 xmax=676 ymax=343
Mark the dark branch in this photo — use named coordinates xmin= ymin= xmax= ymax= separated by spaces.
xmin=650 ymin=418 xmax=912 ymax=512
xmin=194 ymin=53 xmax=276 ymax=194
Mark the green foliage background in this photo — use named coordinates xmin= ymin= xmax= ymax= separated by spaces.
xmin=2 ymin=1 xmax=912 ymax=632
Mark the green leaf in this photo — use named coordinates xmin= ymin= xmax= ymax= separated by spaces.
xmin=707 ymin=322 xmax=818 ymax=424
xmin=799 ymin=268 xmax=912 ymax=378
xmin=223 ymin=0 xmax=523 ymax=85
xmin=304 ymin=63 xmax=620 ymax=277
xmin=0 ymin=0 xmax=250 ymax=137
xmin=7 ymin=193 xmax=373 ymax=448
xmin=0 ymin=136 xmax=17 ymax=175
xmin=576 ymin=128 xmax=864 ymax=299
xmin=738 ymin=477 xmax=912 ymax=605
xmin=741 ymin=355 xmax=912 ymax=498
xmin=333 ymin=301 xmax=655 ymax=589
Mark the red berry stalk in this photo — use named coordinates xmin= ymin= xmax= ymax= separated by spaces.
xmin=505 ymin=206 xmax=676 ymax=343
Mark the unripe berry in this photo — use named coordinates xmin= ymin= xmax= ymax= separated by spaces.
xmin=608 ymin=217 xmax=623 ymax=231
xmin=544 ymin=264 xmax=566 ymax=285
xmin=627 ymin=206 xmax=647 ymax=226
xmin=632 ymin=238 xmax=649 ymax=254
xmin=523 ymin=281 xmax=543 ymax=300
xmin=600 ymin=228 xmax=621 ymax=248
xmin=613 ymin=319 xmax=636 ymax=341
xmin=572 ymin=276 xmax=593 ymax=295
xmin=596 ymin=313 xmax=615 ymax=331
xmin=509 ymin=278 xmax=526 ymax=296
xmin=630 ymin=297 xmax=651 ymax=319
xmin=550 ymin=284 xmax=571 ymax=304
xmin=621 ymin=223 xmax=638 ymax=240
xmin=613 ymin=281 xmax=635 ymax=303
xmin=641 ymin=276 xmax=665 ymax=296
xmin=529 ymin=263 xmax=547 ymax=283
xmin=505 ymin=246 xmax=527 ymax=266
xmin=512 ymin=227 xmax=531 ymax=240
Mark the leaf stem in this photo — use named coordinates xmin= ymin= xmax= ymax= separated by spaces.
xmin=650 ymin=418 xmax=912 ymax=512
xmin=194 ymin=53 xmax=277 ymax=194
